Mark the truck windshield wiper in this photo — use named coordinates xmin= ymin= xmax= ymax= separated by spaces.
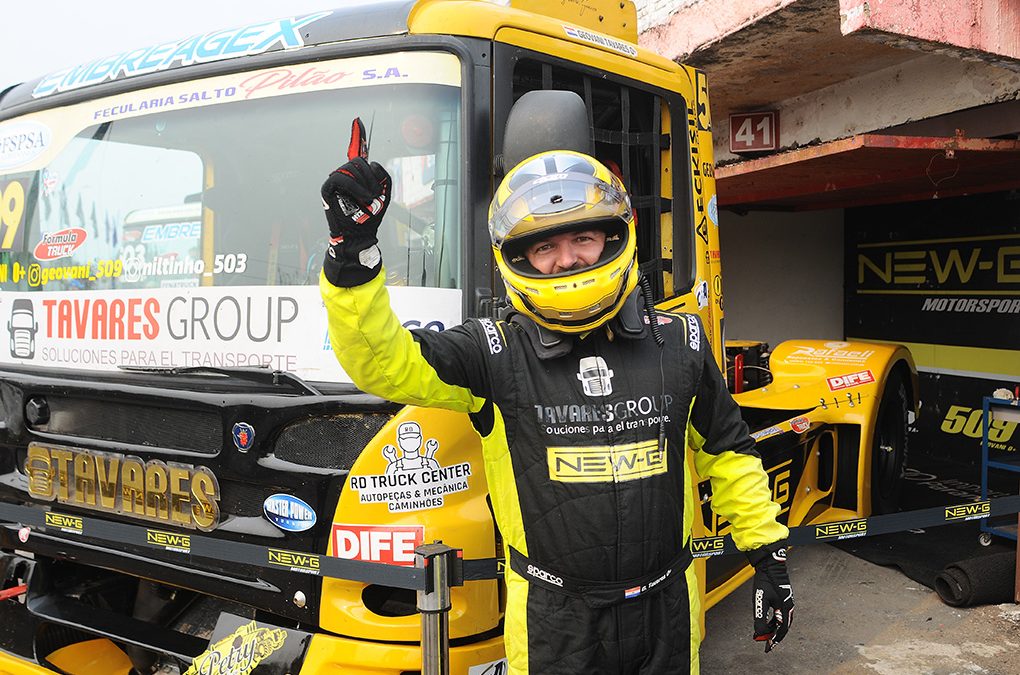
xmin=118 ymin=365 xmax=322 ymax=396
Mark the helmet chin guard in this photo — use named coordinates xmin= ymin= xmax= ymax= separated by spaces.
xmin=488 ymin=151 xmax=639 ymax=334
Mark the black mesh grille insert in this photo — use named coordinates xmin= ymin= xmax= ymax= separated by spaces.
xmin=274 ymin=413 xmax=392 ymax=470
xmin=41 ymin=396 xmax=222 ymax=454
xmin=219 ymin=480 xmax=272 ymax=517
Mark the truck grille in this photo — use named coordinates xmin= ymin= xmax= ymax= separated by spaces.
xmin=274 ymin=413 xmax=392 ymax=470
xmin=35 ymin=396 xmax=222 ymax=454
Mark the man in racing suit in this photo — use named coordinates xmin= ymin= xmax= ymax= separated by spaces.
xmin=319 ymin=147 xmax=794 ymax=674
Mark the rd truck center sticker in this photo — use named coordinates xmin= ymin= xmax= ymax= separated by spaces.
xmin=348 ymin=421 xmax=472 ymax=512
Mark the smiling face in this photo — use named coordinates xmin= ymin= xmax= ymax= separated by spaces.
xmin=524 ymin=228 xmax=607 ymax=275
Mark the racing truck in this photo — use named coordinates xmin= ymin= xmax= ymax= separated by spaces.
xmin=0 ymin=1 xmax=917 ymax=672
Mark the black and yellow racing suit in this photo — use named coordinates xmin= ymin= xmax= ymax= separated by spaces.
xmin=321 ymin=269 xmax=787 ymax=674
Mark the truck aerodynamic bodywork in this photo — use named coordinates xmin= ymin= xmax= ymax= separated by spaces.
xmin=0 ymin=1 xmax=916 ymax=672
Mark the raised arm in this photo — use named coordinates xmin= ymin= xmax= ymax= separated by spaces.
xmin=318 ymin=123 xmax=488 ymax=414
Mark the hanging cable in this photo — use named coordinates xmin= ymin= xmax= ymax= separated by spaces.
xmin=640 ymin=273 xmax=664 ymax=347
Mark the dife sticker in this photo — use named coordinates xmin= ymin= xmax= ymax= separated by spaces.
xmin=790 ymin=417 xmax=811 ymax=434
xmin=827 ymin=369 xmax=875 ymax=391
xmin=331 ymin=523 xmax=424 ymax=566
xmin=263 ymin=494 xmax=316 ymax=532
xmin=33 ymin=228 xmax=87 ymax=261
xmin=183 ymin=620 xmax=287 ymax=675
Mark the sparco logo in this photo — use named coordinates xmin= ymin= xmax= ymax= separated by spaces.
xmin=479 ymin=318 xmax=503 ymax=354
xmin=526 ymin=564 xmax=563 ymax=587
xmin=755 ymin=588 xmax=765 ymax=619
xmin=686 ymin=315 xmax=700 ymax=350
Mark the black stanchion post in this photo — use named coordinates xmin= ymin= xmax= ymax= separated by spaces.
xmin=416 ymin=541 xmax=462 ymax=675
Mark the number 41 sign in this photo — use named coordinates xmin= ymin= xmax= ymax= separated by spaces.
xmin=729 ymin=111 xmax=778 ymax=153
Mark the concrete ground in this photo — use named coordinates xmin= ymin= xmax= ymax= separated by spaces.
xmin=701 ymin=543 xmax=1020 ymax=674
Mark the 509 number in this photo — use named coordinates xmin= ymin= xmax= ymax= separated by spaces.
xmin=940 ymin=405 xmax=1017 ymax=443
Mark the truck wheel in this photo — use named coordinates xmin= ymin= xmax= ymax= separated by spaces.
xmin=871 ymin=370 xmax=909 ymax=515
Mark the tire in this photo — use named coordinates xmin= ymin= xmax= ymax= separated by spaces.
xmin=870 ymin=369 xmax=910 ymax=515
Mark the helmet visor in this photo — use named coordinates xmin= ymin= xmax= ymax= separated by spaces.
xmin=489 ymin=173 xmax=631 ymax=249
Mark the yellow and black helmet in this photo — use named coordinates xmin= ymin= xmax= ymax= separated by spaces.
xmin=488 ymin=150 xmax=638 ymax=334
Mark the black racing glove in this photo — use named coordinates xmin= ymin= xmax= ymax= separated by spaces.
xmin=746 ymin=541 xmax=794 ymax=652
xmin=320 ymin=119 xmax=391 ymax=287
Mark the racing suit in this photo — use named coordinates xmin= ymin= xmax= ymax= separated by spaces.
xmin=321 ymin=270 xmax=788 ymax=674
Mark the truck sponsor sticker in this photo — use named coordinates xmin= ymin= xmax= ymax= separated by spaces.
xmin=331 ymin=523 xmax=424 ymax=566
xmin=562 ymin=25 xmax=638 ymax=57
xmin=146 ymin=529 xmax=192 ymax=553
xmin=790 ymin=417 xmax=811 ymax=433
xmin=0 ymin=120 xmax=51 ymax=169
xmin=41 ymin=51 xmax=462 ymax=131
xmin=694 ymin=280 xmax=709 ymax=309
xmin=33 ymin=228 xmax=88 ymax=261
xmin=184 ymin=620 xmax=287 ymax=675
xmin=0 ymin=285 xmax=462 ymax=385
xmin=347 ymin=421 xmax=471 ymax=512
xmin=25 ymin=443 xmax=220 ymax=531
xmin=44 ymin=511 xmax=83 ymax=534
xmin=34 ymin=13 xmax=333 ymax=98
xmin=263 ymin=494 xmax=316 ymax=533
xmin=750 ymin=425 xmax=783 ymax=442
xmin=827 ymin=369 xmax=875 ymax=391
xmin=267 ymin=548 xmax=320 ymax=575
xmin=786 ymin=342 xmax=876 ymax=365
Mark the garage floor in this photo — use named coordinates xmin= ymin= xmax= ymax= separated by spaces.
xmin=700 ymin=543 xmax=1020 ymax=674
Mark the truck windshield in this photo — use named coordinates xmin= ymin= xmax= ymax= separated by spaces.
xmin=0 ymin=51 xmax=464 ymax=382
